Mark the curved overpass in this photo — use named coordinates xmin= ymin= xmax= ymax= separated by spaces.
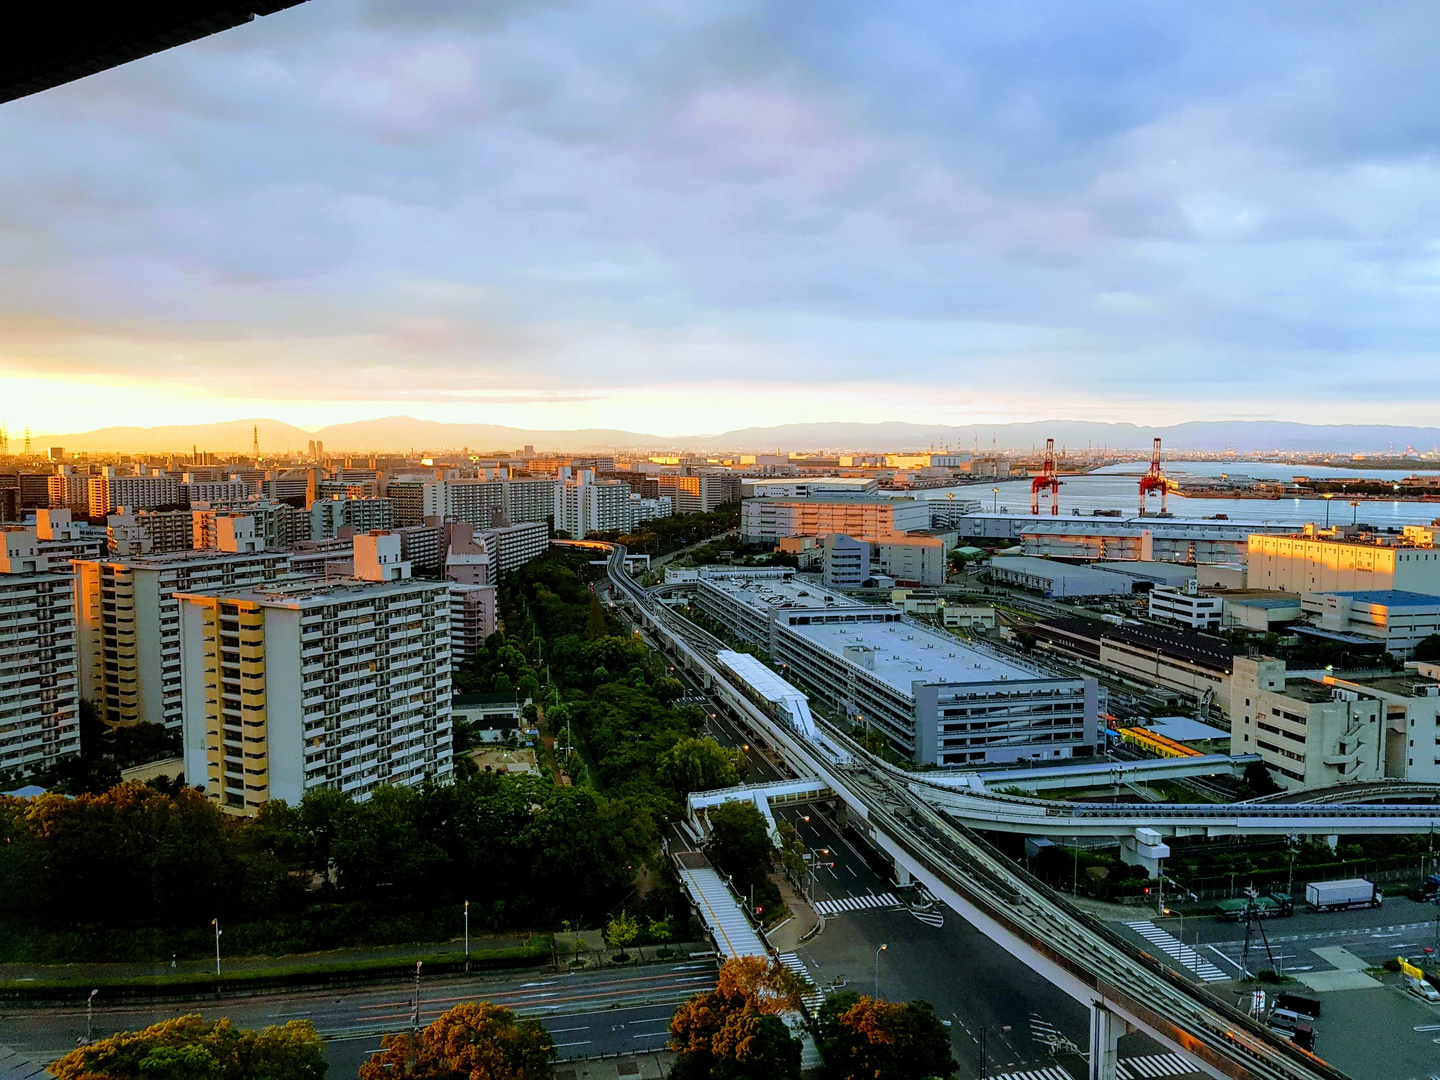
xmin=575 ymin=540 xmax=1354 ymax=1080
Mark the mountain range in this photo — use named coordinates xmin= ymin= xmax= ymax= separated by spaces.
xmin=35 ymin=416 xmax=1440 ymax=455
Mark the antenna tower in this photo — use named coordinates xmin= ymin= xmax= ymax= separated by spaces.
xmin=23 ymin=427 xmax=31 ymax=456
xmin=253 ymin=424 xmax=260 ymax=458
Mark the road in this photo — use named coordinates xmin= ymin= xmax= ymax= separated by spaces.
xmin=0 ymin=961 xmax=717 ymax=1076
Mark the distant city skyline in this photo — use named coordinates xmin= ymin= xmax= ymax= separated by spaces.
xmin=6 ymin=4 xmax=1440 ymax=432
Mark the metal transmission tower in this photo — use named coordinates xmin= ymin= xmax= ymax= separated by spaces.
xmin=0 ymin=423 xmax=7 ymax=455
xmin=252 ymin=424 xmax=259 ymax=459
xmin=1138 ymin=438 xmax=1169 ymax=515
xmin=1030 ymin=437 xmax=1061 ymax=515
xmin=22 ymin=427 xmax=30 ymax=456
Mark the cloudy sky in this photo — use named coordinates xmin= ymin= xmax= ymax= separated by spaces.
xmin=5 ymin=0 xmax=1440 ymax=436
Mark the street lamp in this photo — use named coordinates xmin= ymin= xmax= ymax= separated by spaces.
xmin=992 ymin=488 xmax=999 ymax=513
xmin=211 ymin=918 xmax=221 ymax=977
xmin=411 ymin=961 xmax=423 ymax=1033
xmin=1322 ymin=492 xmax=1334 ymax=529
xmin=874 ymin=943 xmax=887 ymax=998
xmin=86 ymin=989 xmax=97 ymax=1045
xmin=464 ymin=900 xmax=470 ymax=972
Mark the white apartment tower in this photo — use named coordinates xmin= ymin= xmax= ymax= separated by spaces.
xmin=177 ymin=569 xmax=453 ymax=813
xmin=0 ymin=529 xmax=80 ymax=778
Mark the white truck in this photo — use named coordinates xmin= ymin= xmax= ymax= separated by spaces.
xmin=1304 ymin=878 xmax=1382 ymax=912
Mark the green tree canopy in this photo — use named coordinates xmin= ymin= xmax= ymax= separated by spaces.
xmin=705 ymin=801 xmax=774 ymax=893
xmin=51 ymin=1015 xmax=326 ymax=1080
xmin=816 ymin=993 xmax=958 ymax=1080
xmin=359 ymin=1002 xmax=554 ymax=1080
xmin=658 ymin=737 xmax=745 ymax=796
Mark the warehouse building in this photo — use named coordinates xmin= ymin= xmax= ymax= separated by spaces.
xmin=988 ymin=556 xmax=1134 ymax=598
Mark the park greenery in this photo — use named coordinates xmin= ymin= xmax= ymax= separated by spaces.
xmin=0 ymin=548 xmax=758 ymax=962
xmin=359 ymin=1002 xmax=554 ymax=1080
xmin=581 ymin=501 xmax=740 ymax=557
xmin=50 ymin=1015 xmax=327 ymax=1080
xmin=815 ymin=993 xmax=958 ymax=1080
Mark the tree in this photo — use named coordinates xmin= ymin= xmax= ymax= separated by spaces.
xmin=1413 ymin=633 xmax=1440 ymax=663
xmin=606 ymin=910 xmax=639 ymax=959
xmin=947 ymin=550 xmax=967 ymax=575
xmin=359 ymin=1002 xmax=554 ymax=1080
xmin=816 ymin=993 xmax=957 ymax=1080
xmin=585 ymin=596 xmax=609 ymax=640
xmin=706 ymin=801 xmax=774 ymax=893
xmin=658 ymin=737 xmax=745 ymax=795
xmin=669 ymin=957 xmax=804 ymax=1080
xmin=1242 ymin=761 xmax=1281 ymax=797
xmin=51 ymin=1015 xmax=326 ymax=1080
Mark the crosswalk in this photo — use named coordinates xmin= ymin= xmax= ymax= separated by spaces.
xmin=988 ymin=1054 xmax=1202 ymax=1080
xmin=1118 ymin=1053 xmax=1204 ymax=1079
xmin=813 ymin=891 xmax=899 ymax=917
xmin=1123 ymin=920 xmax=1229 ymax=983
xmin=775 ymin=951 xmax=824 ymax=1013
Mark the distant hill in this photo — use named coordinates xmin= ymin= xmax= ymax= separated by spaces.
xmin=40 ymin=415 xmax=1440 ymax=455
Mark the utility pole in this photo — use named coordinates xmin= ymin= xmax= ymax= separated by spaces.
xmin=411 ymin=962 xmax=423 ymax=1033
xmin=211 ymin=919 xmax=221 ymax=977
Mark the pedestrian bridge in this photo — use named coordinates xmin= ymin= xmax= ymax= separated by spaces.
xmin=687 ymin=777 xmax=835 ymax=841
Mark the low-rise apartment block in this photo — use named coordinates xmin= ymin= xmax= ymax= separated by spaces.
xmin=740 ymin=496 xmax=932 ymax=544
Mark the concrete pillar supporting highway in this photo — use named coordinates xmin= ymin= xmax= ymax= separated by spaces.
xmin=894 ymin=864 xmax=912 ymax=887
xmin=1324 ymin=834 xmax=1339 ymax=852
xmin=1087 ymin=1002 xmax=1127 ymax=1080
xmin=1117 ymin=828 xmax=1170 ymax=878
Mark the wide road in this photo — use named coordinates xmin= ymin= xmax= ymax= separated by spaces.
xmin=0 ymin=961 xmax=717 ymax=1077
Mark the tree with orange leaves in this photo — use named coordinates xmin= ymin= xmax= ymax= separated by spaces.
xmin=668 ymin=955 xmax=805 ymax=1080
xmin=358 ymin=1002 xmax=554 ymax=1080
xmin=815 ymin=992 xmax=957 ymax=1080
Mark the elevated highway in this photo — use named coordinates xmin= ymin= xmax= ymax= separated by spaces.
xmin=565 ymin=540 xmax=1357 ymax=1080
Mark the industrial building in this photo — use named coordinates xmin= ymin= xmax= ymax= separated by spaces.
xmin=177 ymin=568 xmax=453 ymax=813
xmin=1148 ymin=584 xmax=1223 ymax=630
xmin=874 ymin=535 xmax=948 ymax=586
xmin=821 ymin=534 xmax=869 ymax=588
xmin=1247 ymin=525 xmax=1440 ymax=593
xmin=988 ymin=556 xmax=1134 ymax=598
xmin=1298 ymin=590 xmax=1440 ymax=656
xmin=1031 ymin=617 xmax=1234 ymax=711
xmin=746 ymin=477 xmax=880 ymax=498
xmin=1230 ymin=657 xmax=1440 ymax=787
xmin=741 ymin=496 xmax=932 ymax=544
xmin=688 ymin=571 xmax=1099 ymax=766
xmin=0 ymin=529 xmax=80 ymax=779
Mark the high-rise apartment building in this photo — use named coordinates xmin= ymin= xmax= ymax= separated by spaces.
xmin=87 ymin=470 xmax=182 ymax=516
xmin=192 ymin=500 xmax=311 ymax=549
xmin=740 ymin=496 xmax=932 ymax=544
xmin=309 ymin=496 xmax=395 ymax=540
xmin=181 ymin=477 xmax=249 ymax=507
xmin=108 ymin=508 xmax=196 ymax=556
xmin=73 ymin=545 xmax=293 ymax=729
xmin=47 ymin=466 xmax=92 ymax=516
xmin=0 ymin=529 xmax=80 ymax=779
xmin=177 ymin=545 xmax=452 ymax=812
xmin=553 ymin=470 xmax=640 ymax=539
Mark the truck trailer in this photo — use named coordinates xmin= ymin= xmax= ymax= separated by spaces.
xmin=1304 ymin=878 xmax=1382 ymax=912
xmin=1214 ymin=893 xmax=1294 ymax=921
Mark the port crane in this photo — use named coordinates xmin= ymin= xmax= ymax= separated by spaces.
xmin=1138 ymin=437 xmax=1168 ymax=515
xmin=1030 ymin=438 xmax=1061 ymax=515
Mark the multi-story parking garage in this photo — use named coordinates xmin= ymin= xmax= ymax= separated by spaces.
xmin=688 ymin=570 xmax=1099 ymax=766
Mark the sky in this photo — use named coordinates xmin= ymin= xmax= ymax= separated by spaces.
xmin=5 ymin=1 xmax=1440 ymax=437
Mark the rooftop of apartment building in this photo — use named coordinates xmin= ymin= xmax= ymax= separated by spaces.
xmin=179 ymin=576 xmax=445 ymax=609
xmin=83 ymin=547 xmax=287 ymax=568
xmin=792 ymin=619 xmax=1050 ymax=694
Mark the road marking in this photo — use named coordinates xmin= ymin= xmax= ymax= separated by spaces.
xmin=1123 ymin=921 xmax=1229 ymax=982
xmin=553 ymin=1040 xmax=592 ymax=1048
xmin=549 ymin=1026 xmax=590 ymax=1033
xmin=814 ymin=892 xmax=898 ymax=917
